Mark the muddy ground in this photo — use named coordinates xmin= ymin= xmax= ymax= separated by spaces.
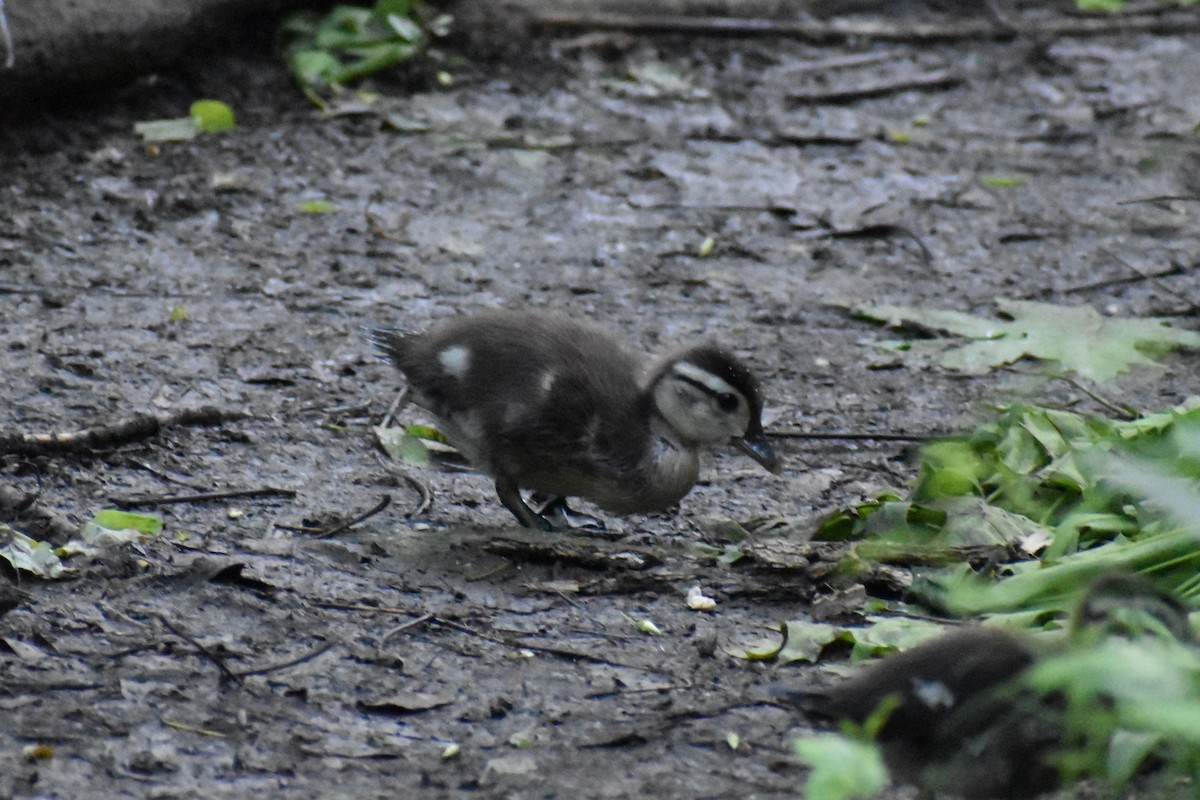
xmin=3 ymin=5 xmax=1200 ymax=798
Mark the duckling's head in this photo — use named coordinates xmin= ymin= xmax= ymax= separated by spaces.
xmin=650 ymin=345 xmax=781 ymax=474
xmin=1072 ymin=571 xmax=1192 ymax=644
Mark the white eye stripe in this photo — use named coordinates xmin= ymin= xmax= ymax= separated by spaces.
xmin=671 ymin=361 xmax=737 ymax=399
xmin=438 ymin=345 xmax=471 ymax=379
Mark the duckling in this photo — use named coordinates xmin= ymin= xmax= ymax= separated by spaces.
xmin=369 ymin=309 xmax=780 ymax=530
xmin=781 ymin=572 xmax=1192 ymax=799
xmin=805 ymin=626 xmax=1056 ymax=799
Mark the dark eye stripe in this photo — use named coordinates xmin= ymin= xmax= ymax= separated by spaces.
xmin=674 ymin=373 xmax=739 ymax=410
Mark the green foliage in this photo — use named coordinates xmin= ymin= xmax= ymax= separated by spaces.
xmin=135 ymin=100 xmax=237 ymax=142
xmin=375 ymin=424 xmax=432 ymax=466
xmin=189 ymin=100 xmax=236 ymax=133
xmin=980 ymin=174 xmax=1027 ymax=188
xmin=795 ymin=733 xmax=889 ymax=800
xmin=298 ymin=199 xmax=338 ymax=214
xmin=818 ymin=400 xmax=1200 ymax=585
xmin=739 ymin=616 xmax=946 ymax=663
xmin=280 ymin=0 xmax=449 ymax=96
xmin=856 ymin=299 xmax=1200 ymax=382
xmin=89 ymin=509 xmax=164 ymax=536
xmin=0 ymin=523 xmax=66 ymax=579
xmin=793 ymin=399 xmax=1200 ymax=796
xmin=1028 ymin=636 xmax=1200 ymax=785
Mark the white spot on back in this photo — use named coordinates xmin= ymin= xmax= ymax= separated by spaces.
xmin=912 ymin=678 xmax=956 ymax=710
xmin=540 ymin=370 xmax=556 ymax=393
xmin=438 ymin=345 xmax=471 ymax=379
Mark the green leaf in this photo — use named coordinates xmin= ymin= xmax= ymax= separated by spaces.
xmin=134 ymin=117 xmax=198 ymax=142
xmin=777 ymin=620 xmax=846 ymax=663
xmin=298 ymin=199 xmax=338 ymax=214
xmin=90 ymin=509 xmax=164 ymax=536
xmin=981 ymin=174 xmax=1027 ymax=188
xmin=857 ymin=299 xmax=1200 ymax=382
xmin=795 ymin=734 xmax=889 ymax=800
xmin=189 ymin=100 xmax=236 ymax=133
xmin=0 ymin=524 xmax=66 ymax=579
xmin=405 ymin=424 xmax=449 ymax=444
xmin=375 ymin=425 xmax=431 ymax=465
xmin=849 ymin=616 xmax=948 ymax=660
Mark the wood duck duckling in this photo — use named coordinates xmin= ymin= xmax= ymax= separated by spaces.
xmin=369 ymin=309 xmax=781 ymax=530
xmin=804 ymin=626 xmax=1056 ymax=799
xmin=780 ymin=572 xmax=1192 ymax=799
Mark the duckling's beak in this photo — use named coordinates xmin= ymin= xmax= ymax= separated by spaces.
xmin=734 ymin=424 xmax=781 ymax=474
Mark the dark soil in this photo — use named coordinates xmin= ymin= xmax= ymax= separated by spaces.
xmin=2 ymin=7 xmax=1199 ymax=798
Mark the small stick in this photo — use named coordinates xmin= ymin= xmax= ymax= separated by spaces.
xmin=1117 ymin=194 xmax=1200 ymax=206
xmin=428 ymin=616 xmax=659 ymax=671
xmin=380 ymin=612 xmax=434 ymax=646
xmin=0 ymin=406 xmax=246 ymax=457
xmin=788 ymin=69 xmax=962 ymax=104
xmin=110 ymin=487 xmax=297 ymax=509
xmin=779 ymin=50 xmax=897 ymax=76
xmin=149 ymin=612 xmax=242 ymax=685
xmin=1097 ymin=247 xmax=1200 ymax=314
xmin=378 ymin=387 xmax=410 ymax=430
xmin=1053 ymin=375 xmax=1139 ymax=420
xmin=312 ymin=601 xmax=418 ymax=614
xmin=312 ymin=494 xmax=392 ymax=539
xmin=532 ymin=12 xmax=1008 ymax=42
xmin=531 ymin=10 xmax=1200 ymax=42
xmin=1063 ymin=265 xmax=1186 ymax=296
xmin=234 ymin=638 xmax=340 ymax=678
xmin=768 ymin=430 xmax=934 ymax=442
xmin=374 ymin=452 xmax=434 ymax=517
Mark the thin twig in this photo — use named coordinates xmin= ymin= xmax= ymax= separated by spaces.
xmin=532 ymin=11 xmax=1009 ymax=41
xmin=374 ymin=452 xmax=434 ymax=517
xmin=234 ymin=638 xmax=340 ymax=678
xmin=428 ymin=616 xmax=659 ymax=671
xmin=120 ymin=458 xmax=207 ymax=491
xmin=788 ymin=69 xmax=962 ymax=104
xmin=1063 ymin=264 xmax=1187 ymax=296
xmin=1053 ymin=375 xmax=1139 ymax=420
xmin=0 ymin=406 xmax=246 ymax=457
xmin=824 ymin=223 xmax=934 ymax=267
xmin=380 ymin=613 xmax=434 ymax=646
xmin=379 ymin=387 xmax=410 ymax=430
xmin=778 ymin=50 xmax=898 ymax=76
xmin=313 ymin=494 xmax=392 ymax=539
xmin=312 ymin=600 xmax=420 ymax=615
xmin=531 ymin=10 xmax=1200 ymax=42
xmin=768 ymin=430 xmax=934 ymax=442
xmin=149 ymin=612 xmax=242 ymax=685
xmin=111 ymin=487 xmax=297 ymax=509
xmin=1117 ymin=195 xmax=1200 ymax=206
xmin=1097 ymin=247 xmax=1200 ymax=314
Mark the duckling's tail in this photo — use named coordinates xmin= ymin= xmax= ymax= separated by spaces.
xmin=362 ymin=327 xmax=415 ymax=366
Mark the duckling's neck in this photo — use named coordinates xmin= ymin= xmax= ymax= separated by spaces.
xmin=635 ymin=414 xmax=701 ymax=510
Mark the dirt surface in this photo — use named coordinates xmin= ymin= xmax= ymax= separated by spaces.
xmin=3 ymin=5 xmax=1200 ymax=798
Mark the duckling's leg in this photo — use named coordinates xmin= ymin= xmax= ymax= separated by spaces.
xmin=495 ymin=477 xmax=553 ymax=532
xmin=532 ymin=494 xmax=607 ymax=531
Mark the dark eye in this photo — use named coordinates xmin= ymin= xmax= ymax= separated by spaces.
xmin=716 ymin=392 xmax=739 ymax=412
